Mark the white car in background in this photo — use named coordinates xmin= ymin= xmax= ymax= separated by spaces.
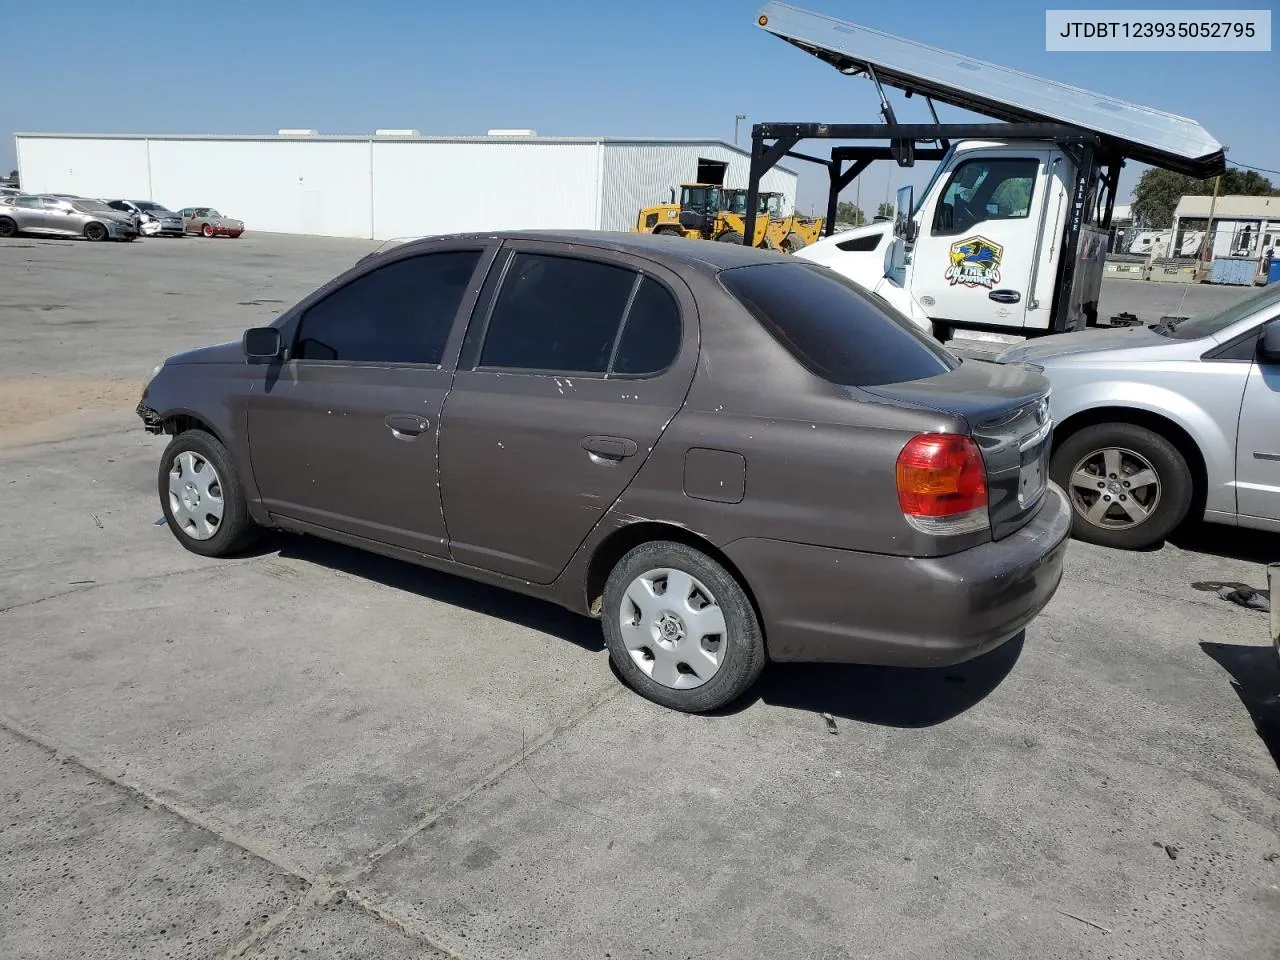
xmin=996 ymin=281 xmax=1280 ymax=549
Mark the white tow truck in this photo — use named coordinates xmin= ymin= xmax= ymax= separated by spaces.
xmin=741 ymin=2 xmax=1226 ymax=343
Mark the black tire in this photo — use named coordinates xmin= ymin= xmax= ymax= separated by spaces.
xmin=931 ymin=320 xmax=954 ymax=343
xmin=84 ymin=221 xmax=108 ymax=242
xmin=157 ymin=429 xmax=261 ymax=558
xmin=0 ymin=216 xmax=17 ymax=239
xmin=782 ymin=232 xmax=806 ymax=253
xmin=654 ymin=226 xmax=684 ymax=238
xmin=601 ymin=541 xmax=766 ymax=713
xmin=715 ymin=230 xmax=744 ymax=244
xmin=1050 ymin=422 xmax=1193 ymax=550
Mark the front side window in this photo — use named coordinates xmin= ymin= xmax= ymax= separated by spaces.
xmin=933 ymin=157 xmax=1039 ymax=235
xmin=293 ymin=250 xmax=482 ymax=364
xmin=479 ymin=253 xmax=637 ymax=374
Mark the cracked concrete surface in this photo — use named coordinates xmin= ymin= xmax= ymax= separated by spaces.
xmin=1 ymin=234 xmax=1278 ymax=959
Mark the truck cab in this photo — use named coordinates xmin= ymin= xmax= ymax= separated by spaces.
xmin=802 ymin=139 xmax=1107 ymax=342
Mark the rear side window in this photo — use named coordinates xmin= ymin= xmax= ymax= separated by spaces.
xmin=719 ymin=262 xmax=957 ymax=387
xmin=612 ymin=277 xmax=682 ymax=375
xmin=294 ymin=250 xmax=481 ymax=364
xmin=480 ymin=253 xmax=637 ymax=374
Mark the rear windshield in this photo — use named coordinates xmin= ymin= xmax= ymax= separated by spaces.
xmin=718 ymin=261 xmax=959 ymax=387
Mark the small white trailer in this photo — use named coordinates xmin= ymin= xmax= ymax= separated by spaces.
xmin=742 ymin=2 xmax=1226 ymax=342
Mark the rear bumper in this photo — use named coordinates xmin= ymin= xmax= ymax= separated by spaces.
xmin=725 ymin=483 xmax=1072 ymax=667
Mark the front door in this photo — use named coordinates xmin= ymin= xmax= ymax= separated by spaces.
xmin=909 ymin=150 xmax=1052 ymax=330
xmin=247 ymin=245 xmax=494 ymax=557
xmin=1237 ymin=320 xmax=1280 ymax=522
xmin=438 ymin=242 xmax=695 ymax=584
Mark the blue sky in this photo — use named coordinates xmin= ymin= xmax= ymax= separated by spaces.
xmin=3 ymin=1 xmax=1275 ymax=212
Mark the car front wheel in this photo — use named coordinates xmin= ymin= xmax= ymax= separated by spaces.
xmin=158 ymin=429 xmax=260 ymax=557
xmin=601 ymin=541 xmax=765 ymax=712
xmin=1050 ymin=422 xmax=1193 ymax=549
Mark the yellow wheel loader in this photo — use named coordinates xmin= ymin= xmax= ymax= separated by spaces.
xmin=635 ymin=184 xmax=768 ymax=246
xmin=723 ymin=188 xmax=824 ymax=252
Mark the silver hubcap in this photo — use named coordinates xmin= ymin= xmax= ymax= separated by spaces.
xmin=1068 ymin=446 xmax=1161 ymax=530
xmin=167 ymin=450 xmax=224 ymax=540
xmin=620 ymin=568 xmax=727 ymax=689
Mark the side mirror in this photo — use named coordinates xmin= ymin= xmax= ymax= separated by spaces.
xmin=1259 ymin=320 xmax=1280 ymax=363
xmin=894 ymin=184 xmax=916 ymax=243
xmin=243 ymin=326 xmax=282 ymax=360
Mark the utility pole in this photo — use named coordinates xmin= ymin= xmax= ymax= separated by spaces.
xmin=733 ymin=114 xmax=747 ymax=146
xmin=1197 ymin=174 xmax=1221 ymax=282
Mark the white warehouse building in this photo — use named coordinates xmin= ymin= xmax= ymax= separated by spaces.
xmin=13 ymin=132 xmax=798 ymax=241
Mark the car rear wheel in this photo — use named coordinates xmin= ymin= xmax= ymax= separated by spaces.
xmin=0 ymin=217 xmax=17 ymax=239
xmin=83 ymin=222 xmax=108 ymax=242
xmin=201 ymin=223 xmax=215 ymax=238
xmin=158 ymin=429 xmax=260 ymax=558
xmin=1050 ymin=422 xmax=1193 ymax=550
xmin=601 ymin=541 xmax=765 ymax=712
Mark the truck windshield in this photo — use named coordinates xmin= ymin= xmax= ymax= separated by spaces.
xmin=719 ymin=261 xmax=958 ymax=387
xmin=1155 ymin=280 xmax=1280 ymax=339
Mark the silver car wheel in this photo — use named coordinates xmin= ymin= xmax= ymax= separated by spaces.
xmin=619 ymin=568 xmax=727 ymax=689
xmin=167 ymin=450 xmax=225 ymax=541
xmin=1068 ymin=446 xmax=1161 ymax=530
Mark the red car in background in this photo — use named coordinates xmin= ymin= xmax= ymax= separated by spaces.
xmin=179 ymin=207 xmax=244 ymax=238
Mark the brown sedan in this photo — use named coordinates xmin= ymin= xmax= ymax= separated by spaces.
xmin=137 ymin=231 xmax=1070 ymax=712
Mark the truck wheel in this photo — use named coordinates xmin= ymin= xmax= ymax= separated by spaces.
xmin=0 ymin=217 xmax=17 ymax=239
xmin=83 ymin=222 xmax=108 ymax=242
xmin=601 ymin=541 xmax=766 ymax=713
xmin=1049 ymin=422 xmax=1193 ymax=550
xmin=158 ymin=429 xmax=261 ymax=558
xmin=716 ymin=231 xmax=744 ymax=244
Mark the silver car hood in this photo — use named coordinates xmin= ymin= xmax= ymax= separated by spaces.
xmin=996 ymin=325 xmax=1184 ymax=364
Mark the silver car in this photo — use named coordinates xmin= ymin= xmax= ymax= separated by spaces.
xmin=0 ymin=194 xmax=137 ymax=241
xmin=107 ymin=199 xmax=185 ymax=237
xmin=997 ymin=282 xmax=1280 ymax=549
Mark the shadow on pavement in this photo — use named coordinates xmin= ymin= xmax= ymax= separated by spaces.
xmin=722 ymin=632 xmax=1025 ymax=726
xmin=1200 ymin=641 xmax=1280 ymax=770
xmin=273 ymin=533 xmax=604 ymax=653
xmin=1172 ymin=523 xmax=1280 ymax=566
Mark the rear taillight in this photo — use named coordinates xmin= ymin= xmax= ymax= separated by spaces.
xmin=896 ymin=434 xmax=989 ymax=536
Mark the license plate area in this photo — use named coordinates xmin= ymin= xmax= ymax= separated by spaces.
xmin=1018 ymin=426 xmax=1051 ymax=508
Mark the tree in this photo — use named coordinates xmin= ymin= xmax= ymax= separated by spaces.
xmin=877 ymin=201 xmax=895 ymax=219
xmin=1131 ymin=166 xmax=1276 ymax=228
xmin=836 ymin=201 xmax=865 ymax=226
xmin=5 ymin=169 xmax=16 ymax=187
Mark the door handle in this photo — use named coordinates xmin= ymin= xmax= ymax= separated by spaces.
xmin=989 ymin=289 xmax=1021 ymax=304
xmin=582 ymin=435 xmax=638 ymax=461
xmin=385 ymin=413 xmax=429 ymax=439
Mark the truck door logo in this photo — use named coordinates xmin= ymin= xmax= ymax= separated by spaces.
xmin=945 ymin=236 xmax=1003 ymax=288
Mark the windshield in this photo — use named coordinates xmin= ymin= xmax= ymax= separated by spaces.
xmin=680 ymin=188 xmax=719 ymax=213
xmin=914 ymin=144 xmax=957 ymax=215
xmin=71 ymin=200 xmax=113 ymax=214
xmin=136 ymin=201 xmax=170 ymax=213
xmin=1156 ymin=281 xmax=1280 ymax=339
xmin=765 ymin=195 xmax=784 ymax=217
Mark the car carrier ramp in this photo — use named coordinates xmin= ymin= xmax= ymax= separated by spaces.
xmin=754 ymin=1 xmax=1225 ymax=178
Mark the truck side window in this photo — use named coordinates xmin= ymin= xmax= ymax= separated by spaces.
xmin=932 ymin=158 xmax=1040 ymax=236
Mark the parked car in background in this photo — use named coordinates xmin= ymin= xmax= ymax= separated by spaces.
xmin=0 ymin=194 xmax=137 ymax=241
xmin=107 ymin=199 xmax=184 ymax=237
xmin=137 ymin=231 xmax=1069 ymax=712
xmin=997 ymin=280 xmax=1280 ymax=549
xmin=179 ymin=207 xmax=244 ymax=238
xmin=0 ymin=186 xmax=21 ymax=200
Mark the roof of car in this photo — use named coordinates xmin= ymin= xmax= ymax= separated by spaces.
xmin=384 ymin=229 xmax=798 ymax=272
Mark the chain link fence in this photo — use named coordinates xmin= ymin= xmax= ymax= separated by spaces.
xmin=1105 ymin=220 xmax=1280 ymax=286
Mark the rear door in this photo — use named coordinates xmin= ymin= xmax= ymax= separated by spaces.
xmin=438 ymin=241 xmax=695 ymax=583
xmin=1237 ymin=318 xmax=1280 ymax=522
xmin=909 ymin=150 xmax=1052 ymax=330
xmin=246 ymin=244 xmax=496 ymax=557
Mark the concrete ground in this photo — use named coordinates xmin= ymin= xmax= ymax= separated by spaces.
xmin=1 ymin=232 xmax=1277 ymax=960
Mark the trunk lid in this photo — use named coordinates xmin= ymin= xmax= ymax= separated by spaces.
xmin=862 ymin=358 xmax=1052 ymax=540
